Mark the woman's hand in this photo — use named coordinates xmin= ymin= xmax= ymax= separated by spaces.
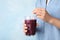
xmin=23 ymin=23 xmax=39 ymax=33
xmin=23 ymin=24 xmax=28 ymax=33
xmin=33 ymin=8 xmax=52 ymax=22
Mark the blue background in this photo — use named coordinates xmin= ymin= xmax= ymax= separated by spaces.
xmin=0 ymin=0 xmax=37 ymax=40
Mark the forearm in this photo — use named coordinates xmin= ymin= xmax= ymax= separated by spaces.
xmin=48 ymin=17 xmax=60 ymax=29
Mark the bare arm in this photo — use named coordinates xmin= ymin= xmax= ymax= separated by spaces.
xmin=33 ymin=8 xmax=60 ymax=29
xmin=49 ymin=17 xmax=60 ymax=29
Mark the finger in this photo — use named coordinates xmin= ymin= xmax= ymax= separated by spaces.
xmin=23 ymin=24 xmax=28 ymax=30
xmin=32 ymin=8 xmax=41 ymax=14
xmin=24 ymin=27 xmax=28 ymax=29
xmin=36 ymin=11 xmax=45 ymax=17
xmin=37 ymin=15 xmax=44 ymax=20
xmin=35 ymin=8 xmax=45 ymax=11
xmin=39 ymin=8 xmax=45 ymax=11
xmin=23 ymin=30 xmax=27 ymax=33
xmin=36 ymin=12 xmax=42 ymax=16
xmin=32 ymin=9 xmax=37 ymax=14
xmin=24 ymin=24 xmax=26 ymax=27
xmin=33 ymin=9 xmax=43 ymax=15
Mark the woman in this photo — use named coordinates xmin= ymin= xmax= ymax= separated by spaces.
xmin=24 ymin=0 xmax=60 ymax=40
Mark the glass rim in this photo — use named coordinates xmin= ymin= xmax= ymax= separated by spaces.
xmin=25 ymin=16 xmax=36 ymax=20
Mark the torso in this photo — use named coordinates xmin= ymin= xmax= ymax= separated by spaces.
xmin=36 ymin=0 xmax=60 ymax=40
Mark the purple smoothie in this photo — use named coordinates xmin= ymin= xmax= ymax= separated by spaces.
xmin=25 ymin=19 xmax=36 ymax=36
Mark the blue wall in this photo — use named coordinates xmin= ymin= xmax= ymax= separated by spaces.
xmin=0 ymin=0 xmax=37 ymax=40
